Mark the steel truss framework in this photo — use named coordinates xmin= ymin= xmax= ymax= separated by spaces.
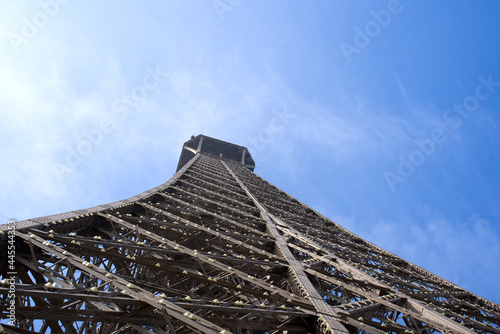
xmin=1 ymin=141 xmax=499 ymax=333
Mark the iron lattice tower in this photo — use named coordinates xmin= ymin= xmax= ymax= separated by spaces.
xmin=1 ymin=135 xmax=499 ymax=334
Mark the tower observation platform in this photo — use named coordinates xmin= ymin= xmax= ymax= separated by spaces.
xmin=0 ymin=135 xmax=499 ymax=333
xmin=177 ymin=135 xmax=255 ymax=172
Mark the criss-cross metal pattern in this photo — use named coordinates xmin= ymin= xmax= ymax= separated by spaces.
xmin=1 ymin=152 xmax=499 ymax=333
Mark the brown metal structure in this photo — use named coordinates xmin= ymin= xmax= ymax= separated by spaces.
xmin=1 ymin=134 xmax=499 ymax=333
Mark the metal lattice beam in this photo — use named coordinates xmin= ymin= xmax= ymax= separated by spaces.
xmin=1 ymin=135 xmax=499 ymax=333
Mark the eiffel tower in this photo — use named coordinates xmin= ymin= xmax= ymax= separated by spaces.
xmin=1 ymin=134 xmax=499 ymax=334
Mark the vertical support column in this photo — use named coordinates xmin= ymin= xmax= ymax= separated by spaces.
xmin=197 ymin=136 xmax=204 ymax=152
xmin=241 ymin=148 xmax=247 ymax=165
xmin=221 ymin=161 xmax=349 ymax=334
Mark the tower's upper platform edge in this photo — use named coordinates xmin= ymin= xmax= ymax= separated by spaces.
xmin=176 ymin=135 xmax=255 ymax=172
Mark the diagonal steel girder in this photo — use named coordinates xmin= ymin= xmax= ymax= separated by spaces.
xmin=100 ymin=212 xmax=313 ymax=308
xmin=16 ymin=230 xmax=227 ymax=334
xmin=270 ymin=201 xmax=478 ymax=334
xmin=222 ymin=160 xmax=485 ymax=334
xmin=221 ymin=160 xmax=350 ymax=334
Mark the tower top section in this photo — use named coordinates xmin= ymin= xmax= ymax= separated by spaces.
xmin=176 ymin=134 xmax=255 ymax=172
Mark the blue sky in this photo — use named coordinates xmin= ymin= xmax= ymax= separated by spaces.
xmin=1 ymin=1 xmax=499 ymax=304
